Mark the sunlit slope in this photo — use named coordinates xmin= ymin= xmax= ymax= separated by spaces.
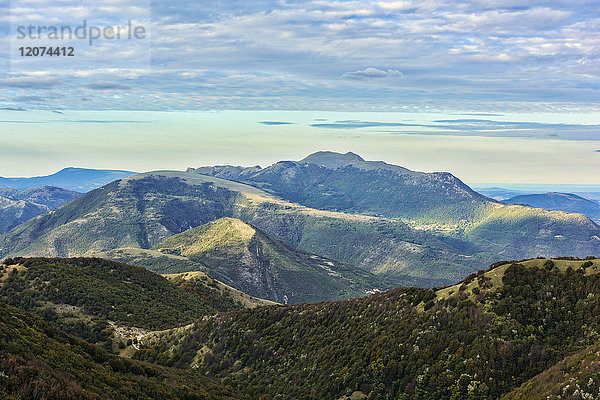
xmin=465 ymin=203 xmax=600 ymax=258
xmin=154 ymin=217 xmax=389 ymax=303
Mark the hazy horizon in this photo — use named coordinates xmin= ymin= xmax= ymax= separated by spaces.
xmin=1 ymin=108 xmax=599 ymax=185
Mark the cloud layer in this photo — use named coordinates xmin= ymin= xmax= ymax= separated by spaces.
xmin=0 ymin=0 xmax=598 ymax=112
xmin=311 ymin=118 xmax=600 ymax=140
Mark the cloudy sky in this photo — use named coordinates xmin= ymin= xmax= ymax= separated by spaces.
xmin=0 ymin=0 xmax=598 ymax=183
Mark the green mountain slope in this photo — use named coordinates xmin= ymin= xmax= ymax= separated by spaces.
xmin=503 ymin=342 xmax=600 ymax=400
xmin=0 ymin=171 xmax=476 ymax=286
xmin=0 ymin=174 xmax=239 ymax=258
xmin=190 ymin=151 xmax=600 ymax=266
xmin=506 ymin=192 xmax=600 ymax=222
xmin=154 ymin=217 xmax=388 ymax=303
xmin=0 ymin=257 xmax=254 ymax=350
xmin=0 ymin=301 xmax=245 ymax=400
xmin=135 ymin=257 xmax=600 ymax=400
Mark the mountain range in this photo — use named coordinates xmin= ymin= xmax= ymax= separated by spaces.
xmin=0 ymin=186 xmax=81 ymax=233
xmin=0 ymin=167 xmax=135 ymax=192
xmin=0 ymin=170 xmax=474 ymax=287
xmin=1 ymin=151 xmax=600 ymax=399
xmin=1 ymin=152 xmax=599 ymax=289
xmin=505 ymin=192 xmax=600 ymax=222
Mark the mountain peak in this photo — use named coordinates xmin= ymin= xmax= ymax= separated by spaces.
xmin=301 ymin=151 xmax=365 ymax=165
xmin=299 ymin=151 xmax=414 ymax=175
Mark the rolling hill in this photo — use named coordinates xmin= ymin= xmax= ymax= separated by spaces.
xmin=134 ymin=257 xmax=600 ymax=400
xmin=0 ymin=257 xmax=265 ymax=351
xmin=506 ymin=192 xmax=600 ymax=222
xmin=154 ymin=217 xmax=388 ymax=303
xmin=0 ymin=167 xmax=135 ymax=192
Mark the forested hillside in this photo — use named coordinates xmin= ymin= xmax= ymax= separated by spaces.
xmin=0 ymin=302 xmax=245 ymax=399
xmin=0 ymin=257 xmax=253 ymax=350
xmin=134 ymin=258 xmax=600 ymax=400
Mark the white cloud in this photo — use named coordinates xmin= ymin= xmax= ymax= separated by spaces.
xmin=0 ymin=0 xmax=598 ymax=112
xmin=342 ymin=68 xmax=404 ymax=79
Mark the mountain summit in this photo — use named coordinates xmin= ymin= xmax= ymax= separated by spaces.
xmin=300 ymin=151 xmax=365 ymax=168
xmin=301 ymin=151 xmax=412 ymax=173
xmin=190 ymin=151 xmax=487 ymax=223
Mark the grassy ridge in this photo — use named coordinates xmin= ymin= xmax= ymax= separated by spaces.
xmin=154 ymin=217 xmax=390 ymax=303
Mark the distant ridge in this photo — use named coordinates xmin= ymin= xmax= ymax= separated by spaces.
xmin=506 ymin=192 xmax=600 ymax=222
xmin=0 ymin=167 xmax=136 ymax=192
xmin=0 ymin=186 xmax=81 ymax=233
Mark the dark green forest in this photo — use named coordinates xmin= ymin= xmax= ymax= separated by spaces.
xmin=3 ymin=256 xmax=600 ymax=399
xmin=134 ymin=259 xmax=600 ymax=399
xmin=0 ymin=257 xmax=246 ymax=349
xmin=0 ymin=302 xmax=245 ymax=399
